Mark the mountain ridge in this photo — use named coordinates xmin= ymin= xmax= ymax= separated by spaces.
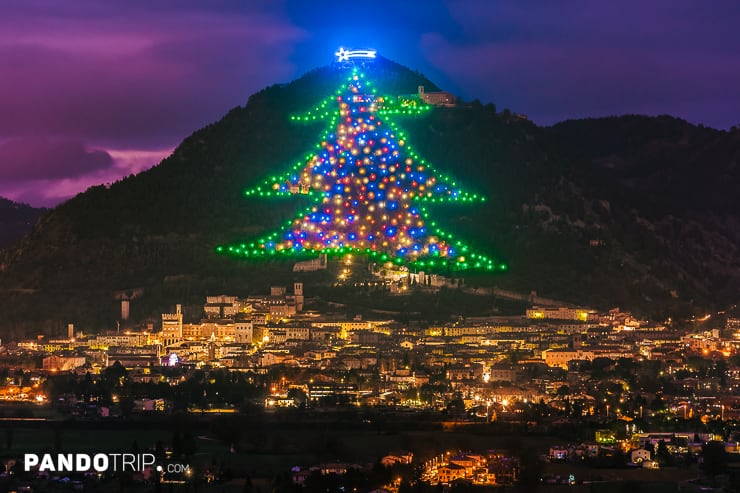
xmin=0 ymin=197 xmax=45 ymax=250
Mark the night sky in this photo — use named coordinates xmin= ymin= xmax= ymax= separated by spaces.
xmin=2 ymin=0 xmax=739 ymax=207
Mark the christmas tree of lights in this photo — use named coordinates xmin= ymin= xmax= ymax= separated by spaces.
xmin=218 ymin=68 xmax=504 ymax=271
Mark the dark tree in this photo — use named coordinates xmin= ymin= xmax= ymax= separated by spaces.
xmin=517 ymin=448 xmax=543 ymax=493
xmin=53 ymin=426 xmax=63 ymax=452
xmin=119 ymin=396 xmax=135 ymax=417
xmin=701 ymin=441 xmax=727 ymax=480
xmin=5 ymin=428 xmax=13 ymax=450
xmin=644 ymin=442 xmax=655 ymax=456
xmin=656 ymin=440 xmax=672 ymax=466
xmin=182 ymin=431 xmax=197 ymax=457
xmin=172 ymin=431 xmax=183 ymax=457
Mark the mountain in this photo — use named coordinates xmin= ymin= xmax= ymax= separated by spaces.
xmin=0 ymin=57 xmax=737 ymax=337
xmin=0 ymin=198 xmax=45 ymax=249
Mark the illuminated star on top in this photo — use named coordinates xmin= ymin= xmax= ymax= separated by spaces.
xmin=335 ymin=47 xmax=377 ymax=62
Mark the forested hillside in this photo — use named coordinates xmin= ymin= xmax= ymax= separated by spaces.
xmin=0 ymin=58 xmax=737 ymax=337
xmin=0 ymin=198 xmax=44 ymax=249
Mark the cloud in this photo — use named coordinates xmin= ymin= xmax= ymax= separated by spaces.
xmin=0 ymin=145 xmax=172 ymax=207
xmin=0 ymin=2 xmax=307 ymax=146
xmin=421 ymin=0 xmax=740 ymax=127
xmin=0 ymin=1 xmax=306 ymax=205
xmin=106 ymin=148 xmax=173 ymax=176
xmin=0 ymin=138 xmax=113 ymax=181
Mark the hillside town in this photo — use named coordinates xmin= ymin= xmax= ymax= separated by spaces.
xmin=8 ymin=283 xmax=738 ymax=416
xmin=2 ymin=276 xmax=740 ymax=485
xmin=6 ymin=282 xmax=740 ymax=416
xmin=1 ymin=2 xmax=739 ymax=491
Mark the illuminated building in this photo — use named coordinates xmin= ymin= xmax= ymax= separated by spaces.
xmin=526 ymin=306 xmax=597 ymax=322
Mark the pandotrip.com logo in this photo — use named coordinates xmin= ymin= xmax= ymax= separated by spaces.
xmin=24 ymin=453 xmax=190 ymax=475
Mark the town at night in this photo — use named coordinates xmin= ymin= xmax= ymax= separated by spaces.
xmin=1 ymin=1 xmax=739 ymax=492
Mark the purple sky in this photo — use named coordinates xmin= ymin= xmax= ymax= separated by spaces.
xmin=1 ymin=0 xmax=739 ymax=207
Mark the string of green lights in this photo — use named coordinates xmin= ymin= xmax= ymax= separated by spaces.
xmin=218 ymin=67 xmax=505 ymax=272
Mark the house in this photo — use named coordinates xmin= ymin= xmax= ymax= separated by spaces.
xmin=548 ymin=446 xmax=568 ymax=461
xmin=574 ymin=443 xmax=599 ymax=458
xmin=291 ymin=467 xmax=313 ymax=484
xmin=449 ymin=455 xmax=478 ymax=476
xmin=42 ymin=355 xmax=86 ymax=371
xmin=631 ymin=449 xmax=651 ymax=463
xmin=381 ymin=451 xmax=413 ymax=466
xmin=642 ymin=460 xmax=660 ymax=469
xmin=418 ymin=86 xmax=456 ymax=107
xmin=438 ymin=463 xmax=466 ymax=484
xmin=447 ymin=364 xmax=484 ymax=381
xmin=293 ymin=254 xmax=328 ymax=272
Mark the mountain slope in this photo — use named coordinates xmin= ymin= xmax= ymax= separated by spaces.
xmin=0 ymin=198 xmax=45 ymax=249
xmin=0 ymin=59 xmax=737 ymax=336
xmin=400 ymin=110 xmax=739 ymax=315
xmin=548 ymin=116 xmax=739 ymax=304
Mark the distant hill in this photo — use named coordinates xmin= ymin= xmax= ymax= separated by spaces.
xmin=0 ymin=57 xmax=737 ymax=337
xmin=0 ymin=198 xmax=44 ymax=249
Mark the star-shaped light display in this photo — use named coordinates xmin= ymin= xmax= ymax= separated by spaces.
xmin=335 ymin=47 xmax=377 ymax=62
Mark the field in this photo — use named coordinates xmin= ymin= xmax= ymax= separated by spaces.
xmin=0 ymin=411 xmax=564 ymax=476
xmin=0 ymin=410 xmax=705 ymax=492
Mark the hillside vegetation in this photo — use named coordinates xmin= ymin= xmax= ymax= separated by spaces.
xmin=0 ymin=58 xmax=737 ymax=337
xmin=0 ymin=198 xmax=44 ymax=249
